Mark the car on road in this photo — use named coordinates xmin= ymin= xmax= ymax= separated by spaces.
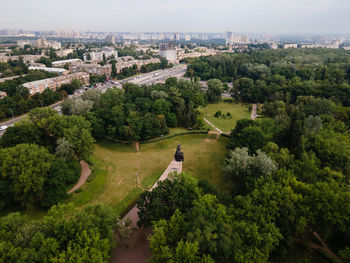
xmin=0 ymin=125 xmax=8 ymax=131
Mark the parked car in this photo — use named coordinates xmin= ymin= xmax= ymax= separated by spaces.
xmin=0 ymin=125 xmax=8 ymax=131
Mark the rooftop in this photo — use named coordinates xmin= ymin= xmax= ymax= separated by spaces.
xmin=52 ymin=59 xmax=82 ymax=65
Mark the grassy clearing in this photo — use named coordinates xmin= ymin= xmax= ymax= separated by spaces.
xmin=70 ymin=134 xmax=229 ymax=214
xmin=204 ymin=100 xmax=251 ymax=133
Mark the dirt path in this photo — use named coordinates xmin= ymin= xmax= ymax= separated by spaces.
xmin=203 ymin=117 xmax=223 ymax=134
xmin=251 ymin=104 xmax=257 ymax=120
xmin=67 ymin=160 xmax=91 ymax=194
xmin=111 ymin=160 xmax=183 ymax=263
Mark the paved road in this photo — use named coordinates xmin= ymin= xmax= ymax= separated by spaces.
xmin=0 ymin=100 xmax=63 ymax=137
xmin=101 ymin=65 xmax=187 ymax=92
xmin=0 ymin=66 xmax=187 ymax=137
xmin=130 ymin=65 xmax=187 ymax=86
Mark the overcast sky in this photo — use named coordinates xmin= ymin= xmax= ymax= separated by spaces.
xmin=1 ymin=0 xmax=349 ymax=33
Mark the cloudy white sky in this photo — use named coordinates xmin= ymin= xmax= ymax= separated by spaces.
xmin=1 ymin=0 xmax=349 ymax=33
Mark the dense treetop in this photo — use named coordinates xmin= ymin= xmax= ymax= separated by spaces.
xmin=186 ymin=49 xmax=350 ymax=105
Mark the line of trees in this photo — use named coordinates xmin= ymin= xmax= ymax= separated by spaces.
xmin=62 ymin=78 xmax=207 ymax=142
xmin=186 ymin=49 xmax=350 ymax=105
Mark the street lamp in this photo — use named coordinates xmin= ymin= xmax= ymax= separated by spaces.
xmin=104 ymin=157 xmax=108 ymax=174
xmin=135 ymin=171 xmax=139 ymax=187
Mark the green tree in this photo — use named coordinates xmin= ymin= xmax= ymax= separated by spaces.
xmin=0 ymin=122 xmax=41 ymax=148
xmin=55 ymin=138 xmax=75 ymax=160
xmin=111 ymin=62 xmax=117 ymax=78
xmin=224 ymin=147 xmax=277 ymax=193
xmin=207 ymin=79 xmax=223 ymax=103
xmin=137 ymin=175 xmax=199 ymax=227
xmin=40 ymin=158 xmax=81 ymax=209
xmin=235 ymin=77 xmax=255 ymax=102
xmin=166 ymin=112 xmax=177 ymax=128
xmin=0 ymin=144 xmax=54 ymax=206
xmin=113 ymin=218 xmax=137 ymax=248
xmin=228 ymin=118 xmax=278 ymax=154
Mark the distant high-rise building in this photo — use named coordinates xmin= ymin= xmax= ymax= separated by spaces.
xmin=226 ymin=31 xmax=233 ymax=45
xmin=331 ymin=40 xmax=340 ymax=49
xmin=226 ymin=31 xmax=249 ymax=45
xmin=174 ymin=32 xmax=180 ymax=41
xmin=159 ymin=41 xmax=177 ymax=62
xmin=106 ymin=35 xmax=115 ymax=45
xmin=35 ymin=38 xmax=48 ymax=48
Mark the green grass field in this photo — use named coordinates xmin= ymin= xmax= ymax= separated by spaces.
xmin=69 ymin=133 xmax=229 ymax=214
xmin=204 ymin=100 xmax=251 ymax=133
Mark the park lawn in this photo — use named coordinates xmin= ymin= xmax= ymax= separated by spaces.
xmin=70 ymin=134 xmax=230 ymax=214
xmin=204 ymin=100 xmax=251 ymax=133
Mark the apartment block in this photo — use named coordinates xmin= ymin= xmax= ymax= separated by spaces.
xmin=52 ymin=59 xmax=82 ymax=67
xmin=69 ymin=63 xmax=112 ymax=76
xmin=83 ymin=47 xmax=118 ymax=62
xmin=115 ymin=58 xmax=160 ymax=73
xmin=283 ymin=44 xmax=298 ymax=49
xmin=28 ymin=66 xmax=69 ymax=75
xmin=56 ymin=48 xmax=74 ymax=57
xmin=22 ymin=72 xmax=89 ymax=95
xmin=0 ymin=55 xmax=45 ymax=64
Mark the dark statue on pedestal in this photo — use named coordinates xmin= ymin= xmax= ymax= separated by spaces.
xmin=174 ymin=144 xmax=184 ymax=162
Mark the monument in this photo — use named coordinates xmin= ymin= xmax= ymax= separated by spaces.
xmin=174 ymin=144 xmax=184 ymax=162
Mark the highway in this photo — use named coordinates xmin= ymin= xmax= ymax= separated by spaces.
xmin=0 ymin=65 xmax=187 ymax=137
xmin=100 ymin=65 xmax=187 ymax=91
xmin=129 ymin=65 xmax=187 ymax=86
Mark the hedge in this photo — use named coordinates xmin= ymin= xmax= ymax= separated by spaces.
xmin=140 ymin=130 xmax=209 ymax=144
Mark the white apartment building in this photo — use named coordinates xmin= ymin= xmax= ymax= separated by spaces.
xmin=83 ymin=47 xmax=118 ymax=62
xmin=159 ymin=42 xmax=177 ymax=62
xmin=52 ymin=59 xmax=82 ymax=67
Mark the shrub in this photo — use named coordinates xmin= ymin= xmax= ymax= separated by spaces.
xmin=214 ymin=111 xmax=222 ymax=118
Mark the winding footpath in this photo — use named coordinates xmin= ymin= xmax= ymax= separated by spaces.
xmin=251 ymin=104 xmax=257 ymax=120
xmin=67 ymin=160 xmax=91 ymax=194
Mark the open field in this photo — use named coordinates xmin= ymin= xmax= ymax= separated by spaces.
xmin=204 ymin=100 xmax=251 ymax=133
xmin=69 ymin=133 xmax=229 ymax=214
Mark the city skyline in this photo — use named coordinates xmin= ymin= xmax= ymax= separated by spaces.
xmin=1 ymin=0 xmax=349 ymax=34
